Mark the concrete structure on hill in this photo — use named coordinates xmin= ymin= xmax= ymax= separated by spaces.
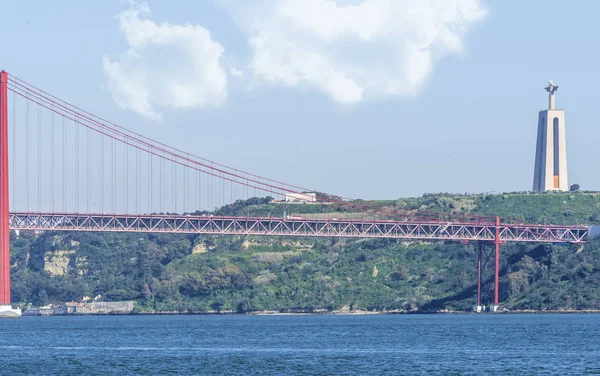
xmin=285 ymin=192 xmax=317 ymax=203
xmin=533 ymin=81 xmax=569 ymax=191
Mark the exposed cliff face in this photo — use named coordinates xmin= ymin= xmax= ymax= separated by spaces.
xmin=192 ymin=243 xmax=207 ymax=254
xmin=44 ymin=250 xmax=75 ymax=276
xmin=43 ymin=250 xmax=88 ymax=276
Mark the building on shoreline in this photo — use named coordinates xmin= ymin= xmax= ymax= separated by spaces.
xmin=22 ymin=301 xmax=134 ymax=316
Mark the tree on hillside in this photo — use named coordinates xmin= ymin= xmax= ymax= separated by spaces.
xmin=570 ymin=184 xmax=580 ymax=192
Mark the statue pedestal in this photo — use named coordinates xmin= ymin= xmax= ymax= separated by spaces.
xmin=0 ymin=305 xmax=21 ymax=318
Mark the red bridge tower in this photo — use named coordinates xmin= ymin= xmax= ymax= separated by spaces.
xmin=0 ymin=71 xmax=20 ymax=316
xmin=0 ymin=71 xmax=10 ymax=307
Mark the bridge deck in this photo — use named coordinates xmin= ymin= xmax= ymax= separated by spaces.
xmin=8 ymin=212 xmax=589 ymax=244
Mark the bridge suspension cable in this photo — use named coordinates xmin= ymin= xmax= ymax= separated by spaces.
xmin=9 ymin=76 xmax=314 ymax=191
xmin=6 ymin=74 xmax=327 ymax=214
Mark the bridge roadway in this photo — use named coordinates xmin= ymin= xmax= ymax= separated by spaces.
xmin=8 ymin=212 xmax=589 ymax=244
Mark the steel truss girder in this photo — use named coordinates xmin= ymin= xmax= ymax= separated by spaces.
xmin=8 ymin=212 xmax=588 ymax=243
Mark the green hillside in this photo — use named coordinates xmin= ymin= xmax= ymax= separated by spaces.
xmin=10 ymin=191 xmax=600 ymax=313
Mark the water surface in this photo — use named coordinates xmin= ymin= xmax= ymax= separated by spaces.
xmin=2 ymin=314 xmax=599 ymax=374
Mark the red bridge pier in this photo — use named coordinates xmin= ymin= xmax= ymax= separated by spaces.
xmin=0 ymin=71 xmax=20 ymax=317
xmin=474 ymin=216 xmax=501 ymax=313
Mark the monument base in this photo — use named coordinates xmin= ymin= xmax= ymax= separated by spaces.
xmin=0 ymin=305 xmax=21 ymax=318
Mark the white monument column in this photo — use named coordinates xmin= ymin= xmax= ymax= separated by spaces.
xmin=533 ymin=81 xmax=568 ymax=191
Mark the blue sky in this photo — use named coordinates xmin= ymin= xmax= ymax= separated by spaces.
xmin=0 ymin=0 xmax=598 ymax=201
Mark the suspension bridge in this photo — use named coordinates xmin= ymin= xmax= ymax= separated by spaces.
xmin=0 ymin=70 xmax=592 ymax=315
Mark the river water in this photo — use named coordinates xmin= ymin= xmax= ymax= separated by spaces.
xmin=1 ymin=314 xmax=599 ymax=375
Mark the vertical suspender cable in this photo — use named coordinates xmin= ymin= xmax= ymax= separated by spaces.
xmin=136 ymin=145 xmax=139 ymax=213
xmin=76 ymin=114 xmax=79 ymax=212
xmin=101 ymin=132 xmax=104 ymax=212
xmin=113 ymin=137 xmax=116 ymax=213
xmin=159 ymin=155 xmax=163 ymax=213
xmin=62 ymin=117 xmax=66 ymax=211
xmin=174 ymin=160 xmax=177 ymax=213
xmin=87 ymin=122 xmax=91 ymax=212
xmin=25 ymin=95 xmax=29 ymax=212
xmin=183 ymin=166 xmax=186 ymax=213
xmin=208 ymin=168 xmax=211 ymax=212
xmin=206 ymin=170 xmax=210 ymax=212
xmin=51 ymin=104 xmax=55 ymax=213
xmin=11 ymin=92 xmax=15 ymax=211
xmin=37 ymin=105 xmax=41 ymax=211
xmin=149 ymin=145 xmax=152 ymax=214
xmin=212 ymin=173 xmax=215 ymax=211
xmin=124 ymin=138 xmax=128 ymax=213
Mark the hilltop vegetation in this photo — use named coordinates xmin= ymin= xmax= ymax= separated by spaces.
xmin=9 ymin=191 xmax=600 ymax=313
xmin=212 ymin=191 xmax=600 ymax=226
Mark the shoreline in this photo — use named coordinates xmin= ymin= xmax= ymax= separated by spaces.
xmin=22 ymin=308 xmax=600 ymax=317
xmin=137 ymin=309 xmax=600 ymax=315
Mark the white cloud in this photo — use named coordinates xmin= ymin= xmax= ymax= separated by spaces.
xmin=231 ymin=0 xmax=486 ymax=103
xmin=103 ymin=2 xmax=228 ymax=122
